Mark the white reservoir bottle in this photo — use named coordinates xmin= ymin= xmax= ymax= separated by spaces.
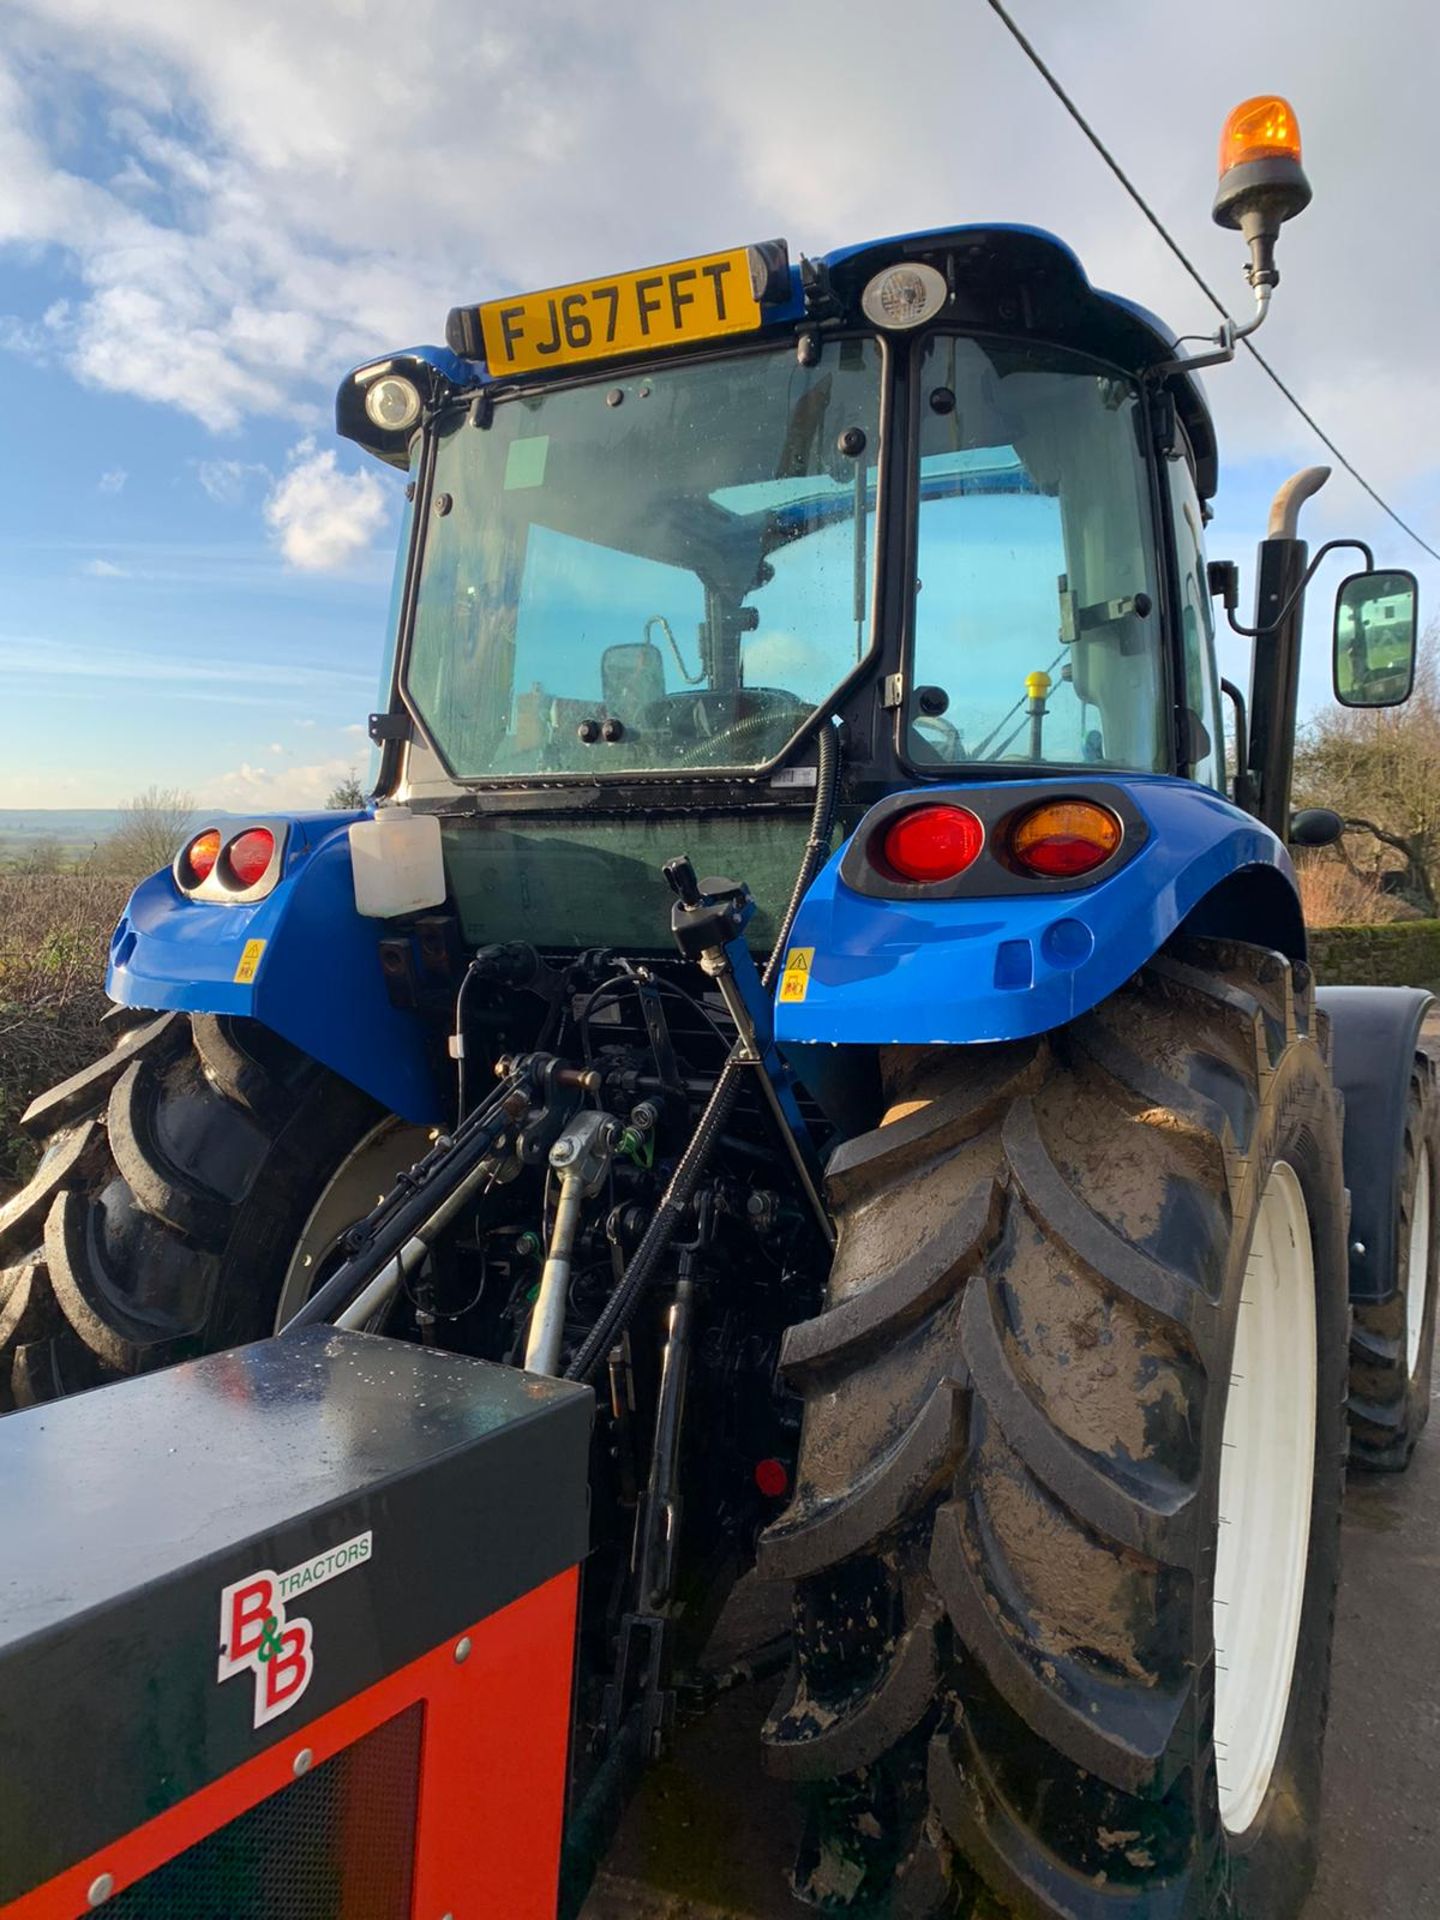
xmin=348 ymin=806 xmax=446 ymax=919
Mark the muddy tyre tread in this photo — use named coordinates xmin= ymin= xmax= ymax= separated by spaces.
xmin=0 ymin=1011 xmax=382 ymax=1410
xmin=764 ymin=938 xmax=1349 ymax=1919
xmin=1347 ymin=1051 xmax=1440 ymax=1471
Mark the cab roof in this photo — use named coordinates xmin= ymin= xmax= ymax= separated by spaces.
xmin=340 ymin=224 xmax=1217 ymax=498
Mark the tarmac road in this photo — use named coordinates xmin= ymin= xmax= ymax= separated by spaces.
xmin=585 ymin=1385 xmax=1440 ymax=1919
xmin=1307 ymin=1406 xmax=1440 ymax=1918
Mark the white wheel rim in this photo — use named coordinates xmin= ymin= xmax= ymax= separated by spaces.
xmin=273 ymin=1117 xmax=436 ymax=1330
xmin=1407 ymin=1155 xmax=1431 ymax=1378
xmin=1213 ymin=1160 xmax=1317 ymax=1838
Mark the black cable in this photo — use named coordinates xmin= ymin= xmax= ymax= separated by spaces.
xmin=564 ymin=720 xmax=840 ymax=1385
xmin=984 ymin=0 xmax=1440 ymax=566
xmin=647 ymin=977 xmax=734 ymax=1050
xmin=578 ymin=972 xmax=734 ymax=1065
xmin=453 ymin=959 xmax=482 ymax=1120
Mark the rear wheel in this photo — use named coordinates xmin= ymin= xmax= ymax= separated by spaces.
xmin=1347 ymin=1052 xmax=1440 ymax=1470
xmin=0 ymin=1012 xmax=430 ymax=1410
xmin=759 ymin=940 xmax=1348 ymax=1919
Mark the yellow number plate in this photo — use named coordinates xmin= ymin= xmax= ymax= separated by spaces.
xmin=478 ymin=247 xmax=761 ymax=376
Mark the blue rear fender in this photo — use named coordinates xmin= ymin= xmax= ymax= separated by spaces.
xmin=106 ymin=814 xmax=445 ymax=1124
xmin=774 ymin=776 xmax=1302 ymax=1048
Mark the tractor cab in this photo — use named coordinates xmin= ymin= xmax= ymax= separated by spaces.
xmin=339 ymin=226 xmax=1225 ymax=947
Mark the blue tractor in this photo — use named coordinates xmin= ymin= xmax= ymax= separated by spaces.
xmin=3 ymin=95 xmax=1436 ymax=1919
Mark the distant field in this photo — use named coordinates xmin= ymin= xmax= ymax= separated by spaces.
xmin=0 ymin=809 xmax=123 ymax=861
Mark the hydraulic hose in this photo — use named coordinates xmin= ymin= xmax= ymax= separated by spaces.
xmin=564 ymin=720 xmax=839 ymax=1384
xmin=282 ymin=1072 xmax=521 ymax=1332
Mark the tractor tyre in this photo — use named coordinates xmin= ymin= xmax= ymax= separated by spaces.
xmin=759 ymin=939 xmax=1348 ymax=1920
xmin=0 ymin=1011 xmax=429 ymax=1411
xmin=1347 ymin=1050 xmax=1440 ymax=1471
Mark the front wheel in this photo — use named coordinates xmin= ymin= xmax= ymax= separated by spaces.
xmin=760 ymin=940 xmax=1348 ymax=1919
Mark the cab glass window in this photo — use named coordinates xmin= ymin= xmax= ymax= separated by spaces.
xmin=1167 ymin=445 xmax=1225 ymax=789
xmin=404 ymin=339 xmax=882 ymax=777
xmin=907 ymin=336 xmax=1165 ymax=774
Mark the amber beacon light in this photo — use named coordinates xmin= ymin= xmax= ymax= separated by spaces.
xmin=1219 ymin=95 xmax=1303 ymax=172
xmin=1213 ymin=94 xmax=1311 ymax=290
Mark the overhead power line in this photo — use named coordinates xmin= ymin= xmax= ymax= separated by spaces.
xmin=984 ymin=0 xmax=1440 ymax=565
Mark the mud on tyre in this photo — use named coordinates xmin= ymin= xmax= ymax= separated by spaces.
xmin=759 ymin=938 xmax=1348 ymax=1919
xmin=0 ymin=1011 xmax=409 ymax=1410
xmin=1348 ymin=1049 xmax=1440 ymax=1471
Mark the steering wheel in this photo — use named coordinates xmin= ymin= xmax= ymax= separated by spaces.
xmin=639 ymin=690 xmax=733 ymax=741
xmin=677 ymin=703 xmax=813 ymax=766
xmin=912 ymin=713 xmax=964 ymax=760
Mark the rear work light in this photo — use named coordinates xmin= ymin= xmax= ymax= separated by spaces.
xmin=182 ymin=828 xmax=222 ymax=885
xmin=879 ymin=804 xmax=985 ymax=884
xmin=224 ymin=828 xmax=276 ymax=888
xmin=1009 ymin=800 xmax=1122 ymax=878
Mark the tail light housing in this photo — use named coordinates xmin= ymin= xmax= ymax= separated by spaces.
xmin=840 ymin=784 xmax=1143 ymax=901
xmin=173 ymin=822 xmax=287 ymax=902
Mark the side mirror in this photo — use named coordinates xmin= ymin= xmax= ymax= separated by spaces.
xmin=601 ymin=642 xmax=666 ymax=718
xmin=1290 ymin=807 xmax=1344 ymax=849
xmin=1333 ymin=570 xmax=1418 ymax=707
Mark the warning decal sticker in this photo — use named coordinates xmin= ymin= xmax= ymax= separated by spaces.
xmin=778 ymin=946 xmax=814 ymax=1004
xmin=232 ymin=938 xmax=267 ymax=985
xmin=217 ymin=1529 xmax=373 ymax=1728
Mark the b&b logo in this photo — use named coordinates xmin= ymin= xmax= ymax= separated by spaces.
xmin=218 ymin=1530 xmax=373 ymax=1728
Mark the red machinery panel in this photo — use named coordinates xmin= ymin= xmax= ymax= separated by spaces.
xmin=0 ymin=1330 xmax=592 ymax=1919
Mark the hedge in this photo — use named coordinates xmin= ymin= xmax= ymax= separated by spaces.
xmin=1308 ymin=921 xmax=1440 ymax=988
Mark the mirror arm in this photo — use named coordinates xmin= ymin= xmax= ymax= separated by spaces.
xmin=1219 ymin=678 xmax=1256 ymax=813
xmin=1224 ymin=537 xmax=1376 ymax=639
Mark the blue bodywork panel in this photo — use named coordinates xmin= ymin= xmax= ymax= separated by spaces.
xmin=106 ymin=814 xmax=444 ymax=1124
xmin=774 ymin=776 xmax=1300 ymax=1048
xmin=103 ymin=780 xmax=1298 ymax=1124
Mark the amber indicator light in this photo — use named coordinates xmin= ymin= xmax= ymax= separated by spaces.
xmin=183 ymin=828 xmax=222 ymax=885
xmin=1009 ymin=800 xmax=1122 ymax=879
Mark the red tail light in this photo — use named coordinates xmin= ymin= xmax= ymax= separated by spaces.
xmin=182 ymin=829 xmax=222 ymax=885
xmin=225 ymin=828 xmax=276 ymax=888
xmin=879 ymin=804 xmax=985 ymax=884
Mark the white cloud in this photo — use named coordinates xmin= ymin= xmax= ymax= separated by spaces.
xmin=295 ymin=716 xmax=316 ymax=728
xmin=263 ymin=437 xmax=388 ymax=571
xmin=81 ymin=556 xmax=126 ymax=577
xmin=267 ymin=741 xmax=284 ymax=754
xmin=0 ymin=312 xmax=51 ymax=355
xmin=97 ymin=466 xmax=126 ymax=494
xmin=208 ymin=755 xmax=360 ymax=809
xmin=195 ymin=456 xmax=269 ymax=504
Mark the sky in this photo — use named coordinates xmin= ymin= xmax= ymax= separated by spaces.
xmin=3 ymin=0 xmax=1438 ymax=810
